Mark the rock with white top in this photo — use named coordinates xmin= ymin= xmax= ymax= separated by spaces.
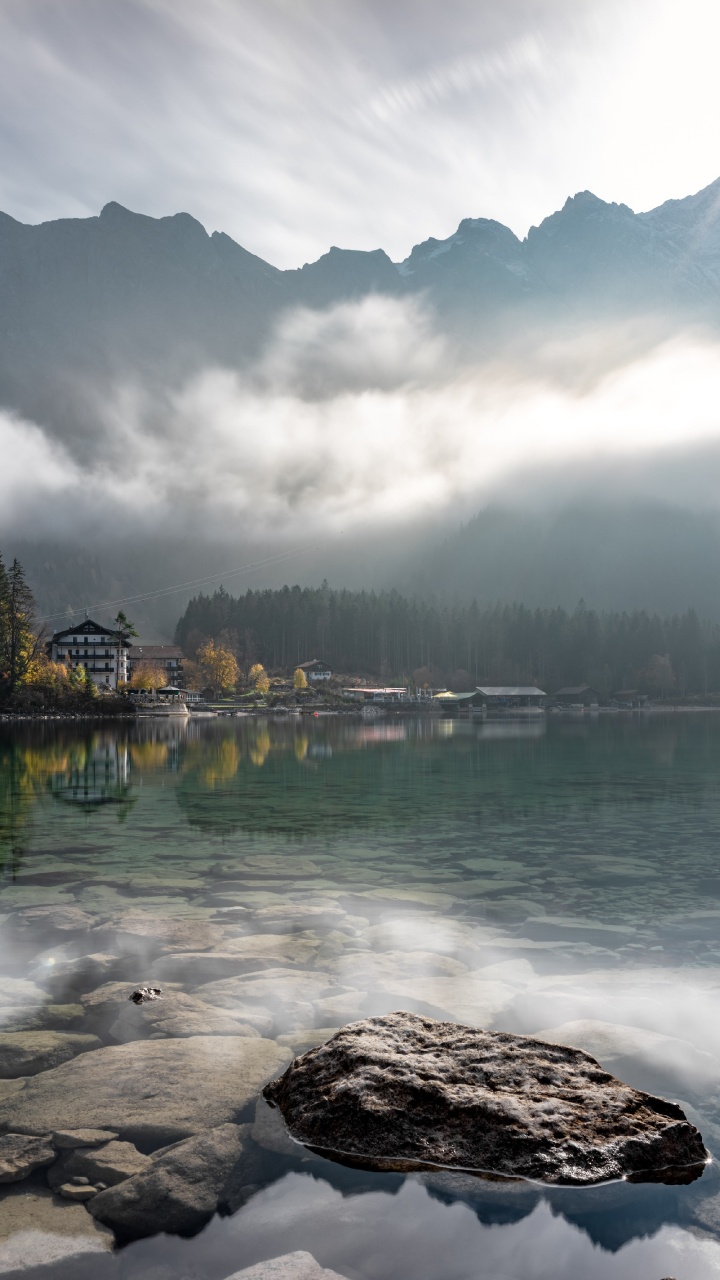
xmin=263 ymin=1012 xmax=708 ymax=1185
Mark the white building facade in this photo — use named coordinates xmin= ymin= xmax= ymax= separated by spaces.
xmin=49 ymin=618 xmax=130 ymax=690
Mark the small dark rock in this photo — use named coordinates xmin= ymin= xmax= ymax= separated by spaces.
xmin=58 ymin=1181 xmax=97 ymax=1201
xmin=129 ymin=987 xmax=163 ymax=1005
xmin=263 ymin=1011 xmax=709 ymax=1186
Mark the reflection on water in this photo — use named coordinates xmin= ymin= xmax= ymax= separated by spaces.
xmin=51 ymin=738 xmax=131 ymax=807
xmin=2 ymin=715 xmax=720 ymax=1277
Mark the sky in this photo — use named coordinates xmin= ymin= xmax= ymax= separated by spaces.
xmin=1 ymin=0 xmax=719 ymax=268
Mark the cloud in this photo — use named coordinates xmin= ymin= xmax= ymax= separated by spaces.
xmin=3 ymin=296 xmax=720 ymax=545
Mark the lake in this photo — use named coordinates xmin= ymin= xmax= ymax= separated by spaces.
xmin=2 ymin=712 xmax=720 ymax=1279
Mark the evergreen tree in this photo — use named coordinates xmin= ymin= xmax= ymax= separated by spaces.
xmin=0 ymin=559 xmax=38 ymax=696
xmin=0 ymin=553 xmax=9 ymax=690
xmin=175 ymin=584 xmax=720 ymax=696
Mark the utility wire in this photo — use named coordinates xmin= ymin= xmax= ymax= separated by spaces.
xmin=36 ymin=540 xmax=327 ymax=624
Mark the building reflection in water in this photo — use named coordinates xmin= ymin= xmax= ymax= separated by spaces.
xmin=50 ymin=735 xmax=131 ymax=806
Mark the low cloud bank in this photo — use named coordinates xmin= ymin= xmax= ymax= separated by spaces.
xmin=2 ymin=295 xmax=720 ymax=545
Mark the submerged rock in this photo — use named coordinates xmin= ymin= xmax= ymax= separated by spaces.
xmin=108 ymin=990 xmax=262 ymax=1042
xmin=0 ymin=1030 xmax=101 ymax=1077
xmin=225 ymin=1253 xmax=350 ymax=1279
xmin=48 ymin=1138 xmax=151 ymax=1188
xmin=0 ymin=1036 xmax=289 ymax=1146
xmin=53 ymin=1129 xmax=119 ymax=1149
xmin=0 ymin=1132 xmax=55 ymax=1182
xmin=534 ymin=1019 xmax=720 ymax=1104
xmin=58 ymin=1181 xmax=98 ymax=1201
xmin=263 ymin=1012 xmax=708 ymax=1186
xmin=89 ymin=1122 xmax=246 ymax=1241
xmin=0 ymin=1183 xmax=113 ymax=1277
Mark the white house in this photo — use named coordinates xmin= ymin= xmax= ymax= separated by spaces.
xmin=48 ymin=618 xmax=131 ymax=690
xmin=296 ymin=659 xmax=332 ymax=681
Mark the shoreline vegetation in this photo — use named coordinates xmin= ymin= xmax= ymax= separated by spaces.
xmin=8 ymin=548 xmax=720 ymax=716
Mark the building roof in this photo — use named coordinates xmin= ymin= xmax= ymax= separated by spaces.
xmin=476 ymin=686 xmax=546 ymax=697
xmin=51 ymin=618 xmax=126 ymax=643
xmin=555 ymin=685 xmax=598 ymax=696
xmin=128 ymin=645 xmax=183 ymax=661
xmin=344 ymin=687 xmax=408 ymax=694
xmin=433 ymin=690 xmax=476 ymax=701
xmin=297 ymin=658 xmax=330 ymax=671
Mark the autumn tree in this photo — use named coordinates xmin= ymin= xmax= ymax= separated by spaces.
xmin=293 ymin=667 xmax=308 ymax=690
xmin=249 ymin=662 xmax=269 ymax=695
xmin=197 ymin=640 xmax=239 ymax=696
xmin=131 ymin=661 xmax=168 ymax=692
xmin=180 ymin=660 xmax=206 ymax=692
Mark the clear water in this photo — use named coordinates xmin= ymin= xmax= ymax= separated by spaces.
xmin=2 ymin=713 xmax=720 ymax=1278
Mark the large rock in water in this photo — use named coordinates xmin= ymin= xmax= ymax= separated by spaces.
xmin=263 ymin=1012 xmax=708 ymax=1186
xmin=0 ymin=1037 xmax=289 ymax=1146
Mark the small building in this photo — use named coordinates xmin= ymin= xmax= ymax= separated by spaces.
xmin=126 ymin=644 xmax=184 ymax=687
xmin=476 ymin=686 xmax=546 ymax=709
xmin=48 ymin=618 xmax=130 ymax=690
xmin=613 ymin=689 xmax=649 ymax=708
xmin=554 ymin=685 xmax=601 ymax=707
xmin=343 ymin=687 xmax=409 ymax=704
xmin=296 ymin=659 xmax=332 ymax=681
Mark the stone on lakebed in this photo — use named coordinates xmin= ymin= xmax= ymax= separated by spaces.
xmin=225 ymin=1253 xmax=350 ymax=1279
xmin=89 ymin=1122 xmax=247 ymax=1241
xmin=0 ymin=1037 xmax=290 ymax=1146
xmin=262 ymin=1011 xmax=708 ymax=1186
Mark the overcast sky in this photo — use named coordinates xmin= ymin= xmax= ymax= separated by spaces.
xmin=1 ymin=0 xmax=719 ymax=267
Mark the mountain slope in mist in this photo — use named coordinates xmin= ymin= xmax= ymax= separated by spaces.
xmin=2 ymin=179 xmax=720 ymax=438
xmin=4 ymin=180 xmax=720 ymax=632
xmin=409 ymin=504 xmax=720 ymax=618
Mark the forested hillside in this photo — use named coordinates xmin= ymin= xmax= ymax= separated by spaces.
xmin=175 ymin=586 xmax=719 ymax=695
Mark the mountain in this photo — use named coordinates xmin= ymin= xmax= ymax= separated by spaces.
xmin=4 ymin=180 xmax=720 ymax=631
xmin=2 ymin=179 xmax=720 ymax=439
xmin=406 ymin=504 xmax=720 ymax=618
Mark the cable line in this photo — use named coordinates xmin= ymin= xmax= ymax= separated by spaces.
xmin=36 ymin=539 xmax=326 ymax=624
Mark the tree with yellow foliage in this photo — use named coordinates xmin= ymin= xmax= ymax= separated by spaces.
xmin=130 ymin=661 xmax=168 ymax=692
xmin=249 ymin=662 xmax=269 ymax=696
xmin=197 ymin=639 xmax=239 ymax=696
xmin=293 ymin=667 xmax=308 ymax=690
